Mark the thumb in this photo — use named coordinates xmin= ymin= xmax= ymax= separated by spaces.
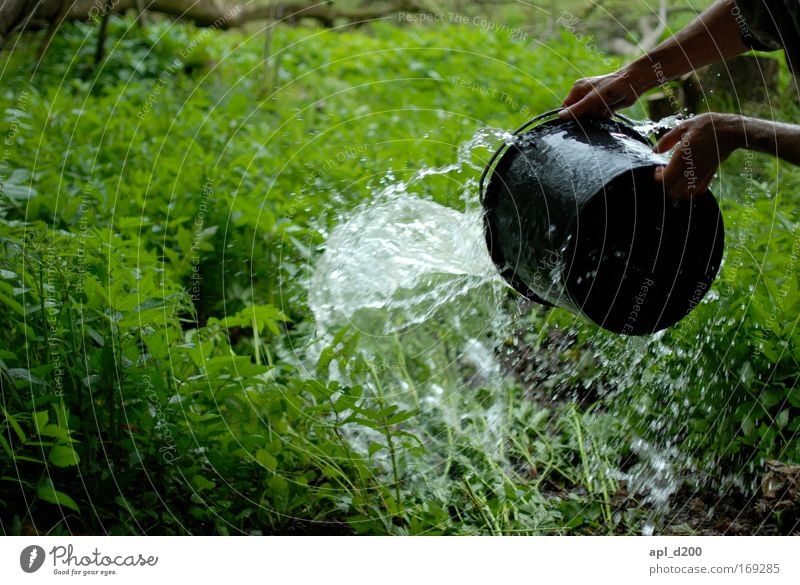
xmin=653 ymin=125 xmax=686 ymax=154
xmin=562 ymin=81 xmax=592 ymax=108
xmin=560 ymin=89 xmax=613 ymax=120
xmin=656 ymin=151 xmax=685 ymax=193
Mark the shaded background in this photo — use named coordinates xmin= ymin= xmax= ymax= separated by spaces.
xmin=0 ymin=0 xmax=798 ymax=535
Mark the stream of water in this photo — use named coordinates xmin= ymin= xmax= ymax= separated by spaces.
xmin=307 ymin=116 xmax=692 ymax=533
xmin=310 ymin=126 xmax=511 ymax=337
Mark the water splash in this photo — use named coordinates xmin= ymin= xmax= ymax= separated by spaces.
xmin=310 ymin=126 xmax=513 ymax=337
xmin=305 ymin=119 xmax=700 ymax=534
xmin=306 ymin=127 xmax=521 ymax=491
xmin=630 ymin=114 xmax=685 ymax=141
xmin=309 ymin=195 xmax=502 ymax=336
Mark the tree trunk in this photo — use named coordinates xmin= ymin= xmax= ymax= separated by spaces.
xmin=1 ymin=0 xmax=62 ymax=47
xmin=58 ymin=0 xmax=422 ymax=29
xmin=2 ymin=0 xmax=423 ymax=43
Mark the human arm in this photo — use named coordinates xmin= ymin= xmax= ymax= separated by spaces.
xmin=559 ymin=0 xmax=751 ymax=119
xmin=653 ymin=113 xmax=800 ymax=199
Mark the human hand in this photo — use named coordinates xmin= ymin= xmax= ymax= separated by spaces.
xmin=652 ymin=113 xmax=743 ymax=199
xmin=559 ymin=69 xmax=645 ymax=120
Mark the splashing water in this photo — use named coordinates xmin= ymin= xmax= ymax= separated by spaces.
xmin=309 ymin=115 xmax=686 ymax=339
xmin=306 ymin=119 xmax=704 ymax=534
xmin=310 ymin=127 xmax=513 ymax=337
xmin=304 ymin=127 xmax=523 ymax=489
xmin=630 ymin=114 xmax=685 ymax=141
xmin=309 ymin=195 xmax=502 ymax=336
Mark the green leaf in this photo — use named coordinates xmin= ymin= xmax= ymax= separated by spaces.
xmin=266 ymin=475 xmax=289 ymax=502
xmin=37 ymin=483 xmax=79 ymax=512
xmin=344 ymin=416 xmax=384 ymax=431
xmin=48 ymin=445 xmax=80 ymax=467
xmin=385 ymin=409 xmax=417 ymax=425
xmin=2 ymin=409 xmax=26 ymax=443
xmin=760 ymin=389 xmax=783 ymax=409
xmin=368 ymin=442 xmax=385 ymax=457
xmin=143 ymin=330 xmax=169 ymax=361
xmin=256 ymin=449 xmax=277 ymax=472
xmin=0 ymin=287 xmax=24 ymax=316
xmin=217 ymin=304 xmax=289 ymax=333
xmin=250 ymin=304 xmax=290 ymax=335
xmin=37 ymin=424 xmax=73 ymax=442
xmin=34 ymin=410 xmax=49 ymax=430
xmin=0 ymin=434 xmax=13 ymax=459
xmin=4 ymin=183 xmax=36 ymax=201
xmin=191 ymin=475 xmax=216 ymax=491
xmin=7 ymin=368 xmax=45 ymax=386
xmin=13 ymin=455 xmax=46 ymax=464
xmin=741 ymin=416 xmax=754 ymax=438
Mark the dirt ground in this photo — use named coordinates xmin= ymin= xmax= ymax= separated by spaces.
xmin=502 ymin=316 xmax=800 ymax=536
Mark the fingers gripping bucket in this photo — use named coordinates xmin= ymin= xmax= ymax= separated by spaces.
xmin=480 ymin=110 xmax=725 ymax=335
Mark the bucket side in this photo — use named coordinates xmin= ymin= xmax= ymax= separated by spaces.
xmin=483 ymin=117 xmax=671 ymax=312
xmin=564 ymin=166 xmax=725 ymax=335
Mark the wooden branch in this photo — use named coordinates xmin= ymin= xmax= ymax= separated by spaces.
xmin=238 ymin=0 xmax=426 ymax=28
xmin=64 ymin=0 xmax=425 ymax=29
xmin=0 ymin=0 xmax=62 ymax=48
xmin=135 ymin=0 xmax=148 ymax=27
xmin=94 ymin=0 xmax=114 ymax=63
xmin=638 ymin=0 xmax=667 ymax=53
xmin=607 ymin=0 xmax=667 ymax=56
xmin=1 ymin=0 xmax=428 ymax=55
xmin=35 ymin=1 xmax=71 ymax=68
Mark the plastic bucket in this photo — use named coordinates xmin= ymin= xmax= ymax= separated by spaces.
xmin=480 ymin=110 xmax=725 ymax=335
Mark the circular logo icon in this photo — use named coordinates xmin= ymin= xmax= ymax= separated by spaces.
xmin=20 ymin=545 xmax=45 ymax=573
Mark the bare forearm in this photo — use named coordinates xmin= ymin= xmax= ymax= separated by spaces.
xmin=623 ymin=0 xmax=750 ymax=93
xmin=735 ymin=116 xmax=800 ymax=166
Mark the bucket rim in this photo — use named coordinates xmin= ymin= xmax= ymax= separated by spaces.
xmin=478 ymin=108 xmax=643 ymax=206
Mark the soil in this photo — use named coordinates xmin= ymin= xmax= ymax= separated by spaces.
xmin=501 ymin=311 xmax=800 ymax=535
xmin=661 ymin=482 xmax=799 ymax=535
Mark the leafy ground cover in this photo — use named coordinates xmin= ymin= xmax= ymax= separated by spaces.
xmin=0 ymin=15 xmax=798 ymax=535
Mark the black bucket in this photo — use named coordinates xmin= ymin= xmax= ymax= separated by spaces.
xmin=480 ymin=109 xmax=724 ymax=335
